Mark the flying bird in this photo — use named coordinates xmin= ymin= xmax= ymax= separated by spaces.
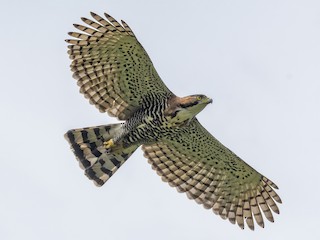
xmin=64 ymin=12 xmax=281 ymax=230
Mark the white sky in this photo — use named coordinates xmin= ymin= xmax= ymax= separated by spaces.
xmin=1 ymin=0 xmax=320 ymax=239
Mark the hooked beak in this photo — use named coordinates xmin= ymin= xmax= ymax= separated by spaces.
xmin=205 ymin=97 xmax=213 ymax=104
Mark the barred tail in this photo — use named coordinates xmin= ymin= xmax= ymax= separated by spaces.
xmin=64 ymin=124 xmax=138 ymax=186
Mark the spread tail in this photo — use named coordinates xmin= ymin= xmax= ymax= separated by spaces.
xmin=64 ymin=124 xmax=138 ymax=186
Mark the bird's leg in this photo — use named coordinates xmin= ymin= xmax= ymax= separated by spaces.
xmin=103 ymin=139 xmax=114 ymax=149
xmin=103 ymin=139 xmax=127 ymax=153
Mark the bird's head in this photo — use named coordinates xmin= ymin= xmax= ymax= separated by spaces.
xmin=165 ymin=94 xmax=212 ymax=126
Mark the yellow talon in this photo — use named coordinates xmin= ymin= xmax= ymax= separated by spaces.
xmin=103 ymin=139 xmax=114 ymax=149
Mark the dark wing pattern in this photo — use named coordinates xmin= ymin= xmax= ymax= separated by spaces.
xmin=142 ymin=119 xmax=281 ymax=230
xmin=66 ymin=12 xmax=173 ymax=120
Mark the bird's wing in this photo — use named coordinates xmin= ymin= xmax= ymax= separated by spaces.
xmin=66 ymin=12 xmax=173 ymax=120
xmin=142 ymin=119 xmax=281 ymax=230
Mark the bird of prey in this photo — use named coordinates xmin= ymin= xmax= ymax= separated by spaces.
xmin=64 ymin=12 xmax=281 ymax=230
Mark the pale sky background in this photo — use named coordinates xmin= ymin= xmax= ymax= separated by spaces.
xmin=1 ymin=0 xmax=320 ymax=239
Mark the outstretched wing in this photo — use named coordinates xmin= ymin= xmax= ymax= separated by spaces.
xmin=66 ymin=12 xmax=173 ymax=120
xmin=142 ymin=119 xmax=281 ymax=230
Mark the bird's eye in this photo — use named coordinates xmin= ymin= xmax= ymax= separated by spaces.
xmin=197 ymin=96 xmax=202 ymax=101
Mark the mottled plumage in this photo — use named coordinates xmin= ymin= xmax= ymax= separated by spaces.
xmin=64 ymin=12 xmax=281 ymax=230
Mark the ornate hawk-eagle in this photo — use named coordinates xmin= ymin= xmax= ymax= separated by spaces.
xmin=65 ymin=12 xmax=281 ymax=230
